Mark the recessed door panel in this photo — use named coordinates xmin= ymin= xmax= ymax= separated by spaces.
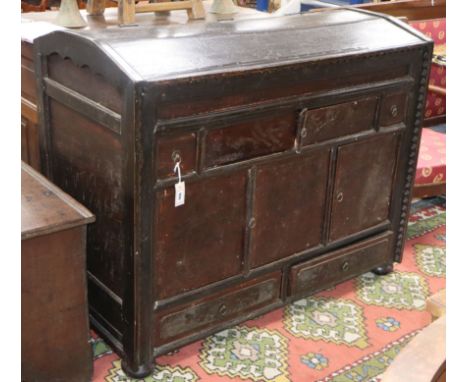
xmin=329 ymin=133 xmax=400 ymax=242
xmin=250 ymin=150 xmax=330 ymax=268
xmin=155 ymin=172 xmax=247 ymax=300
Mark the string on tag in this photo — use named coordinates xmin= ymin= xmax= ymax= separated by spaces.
xmin=173 ymin=160 xmax=185 ymax=207
xmin=174 ymin=161 xmax=182 ymax=183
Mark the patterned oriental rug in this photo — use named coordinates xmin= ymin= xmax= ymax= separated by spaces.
xmin=91 ymin=197 xmax=446 ymax=382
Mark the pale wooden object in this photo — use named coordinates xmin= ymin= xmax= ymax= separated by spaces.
xmin=87 ymin=0 xmax=107 ymax=15
xmin=88 ymin=0 xmax=205 ymax=24
xmin=380 ymin=315 xmax=446 ymax=382
xmin=118 ymin=0 xmax=136 ymax=25
xmin=426 ymin=289 xmax=446 ymax=320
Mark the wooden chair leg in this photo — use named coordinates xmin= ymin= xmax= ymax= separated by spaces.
xmin=87 ymin=0 xmax=106 ymax=15
xmin=119 ymin=0 xmax=136 ymax=25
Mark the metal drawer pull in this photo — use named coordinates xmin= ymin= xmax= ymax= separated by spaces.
xmin=337 ymin=192 xmax=344 ymax=203
xmin=172 ymin=150 xmax=181 ymax=163
xmin=391 ymin=105 xmax=399 ymax=118
xmin=341 ymin=261 xmax=350 ymax=272
xmin=218 ymin=304 xmax=227 ymax=316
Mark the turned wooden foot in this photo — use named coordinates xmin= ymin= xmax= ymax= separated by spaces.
xmin=122 ymin=358 xmax=153 ymax=379
xmin=372 ymin=263 xmax=394 ymax=276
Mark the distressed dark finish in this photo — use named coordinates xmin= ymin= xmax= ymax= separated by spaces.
xmin=21 ymin=162 xmax=95 ymax=382
xmin=32 ymin=8 xmax=432 ymax=377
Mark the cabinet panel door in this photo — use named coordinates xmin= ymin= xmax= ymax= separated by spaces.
xmin=329 ymin=133 xmax=399 ymax=242
xmin=154 ymin=172 xmax=247 ymax=300
xmin=250 ymin=150 xmax=330 ymax=268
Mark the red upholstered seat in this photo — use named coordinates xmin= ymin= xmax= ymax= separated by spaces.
xmin=415 ymin=128 xmax=446 ymax=188
xmin=409 ymin=18 xmax=446 ymax=122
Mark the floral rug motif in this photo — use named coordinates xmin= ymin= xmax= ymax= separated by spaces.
xmin=105 ymin=361 xmax=199 ymax=382
xmin=91 ymin=197 xmax=445 ymax=382
xmin=284 ymin=298 xmax=368 ymax=349
xmin=355 ymin=271 xmax=429 ymax=311
xmin=414 ymin=244 xmax=446 ymax=277
xmin=199 ymin=326 xmax=289 ymax=382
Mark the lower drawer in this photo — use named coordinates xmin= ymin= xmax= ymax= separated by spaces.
xmin=154 ymin=271 xmax=281 ymax=346
xmin=289 ymin=231 xmax=393 ymax=297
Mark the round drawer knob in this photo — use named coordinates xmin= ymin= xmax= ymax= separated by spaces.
xmin=172 ymin=150 xmax=181 ymax=163
xmin=336 ymin=192 xmax=344 ymax=203
xmin=218 ymin=304 xmax=227 ymax=316
xmin=390 ymin=105 xmax=399 ymax=118
xmin=341 ymin=261 xmax=350 ymax=272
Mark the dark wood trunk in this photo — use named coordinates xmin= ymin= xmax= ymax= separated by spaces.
xmin=31 ymin=8 xmax=432 ymax=378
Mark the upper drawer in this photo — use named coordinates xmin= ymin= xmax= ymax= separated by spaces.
xmin=155 ymin=132 xmax=197 ymax=180
xmin=300 ymin=96 xmax=378 ymax=146
xmin=380 ymin=92 xmax=408 ymax=127
xmin=204 ymin=110 xmax=297 ymax=168
xmin=154 ymin=271 xmax=281 ymax=346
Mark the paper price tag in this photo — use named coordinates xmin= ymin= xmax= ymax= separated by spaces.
xmin=175 ymin=181 xmax=185 ymax=207
xmin=173 ymin=160 xmax=185 ymax=207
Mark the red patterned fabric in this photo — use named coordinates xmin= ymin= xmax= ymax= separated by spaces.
xmin=416 ymin=128 xmax=446 ymax=186
xmin=409 ymin=19 xmax=446 ymax=119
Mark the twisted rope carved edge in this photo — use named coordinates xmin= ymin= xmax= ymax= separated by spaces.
xmin=394 ymin=46 xmax=432 ymax=262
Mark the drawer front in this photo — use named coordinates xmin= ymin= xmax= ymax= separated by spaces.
xmin=300 ymin=96 xmax=378 ymax=145
xmin=289 ymin=232 xmax=393 ymax=296
xmin=380 ymin=92 xmax=408 ymax=127
xmin=155 ymin=272 xmax=281 ymax=345
xmin=155 ymin=132 xmax=197 ymax=180
xmin=204 ymin=110 xmax=297 ymax=168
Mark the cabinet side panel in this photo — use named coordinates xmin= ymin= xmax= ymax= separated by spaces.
xmin=49 ymin=99 xmax=126 ymax=299
xmin=48 ymin=53 xmax=122 ymax=114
